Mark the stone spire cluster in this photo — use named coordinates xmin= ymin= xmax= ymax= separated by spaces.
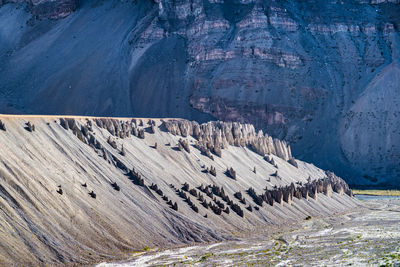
xmin=165 ymin=120 xmax=293 ymax=161
xmin=64 ymin=118 xmax=294 ymax=163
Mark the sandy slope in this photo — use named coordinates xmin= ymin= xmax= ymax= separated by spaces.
xmin=0 ymin=116 xmax=358 ymax=266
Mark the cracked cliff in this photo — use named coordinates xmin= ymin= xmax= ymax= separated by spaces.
xmin=0 ymin=0 xmax=399 ymax=187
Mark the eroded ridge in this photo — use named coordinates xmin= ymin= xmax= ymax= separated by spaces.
xmin=0 ymin=116 xmax=357 ymax=266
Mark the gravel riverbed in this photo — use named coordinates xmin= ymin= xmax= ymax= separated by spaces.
xmin=99 ymin=195 xmax=400 ymax=267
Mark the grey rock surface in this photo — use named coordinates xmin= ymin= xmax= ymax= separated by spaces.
xmin=0 ymin=115 xmax=358 ymax=266
xmin=0 ymin=0 xmax=399 ymax=186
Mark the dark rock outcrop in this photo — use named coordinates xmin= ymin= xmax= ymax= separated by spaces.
xmin=25 ymin=121 xmax=35 ymax=132
xmin=111 ymin=182 xmax=120 ymax=192
xmin=0 ymin=120 xmax=5 ymax=131
xmin=226 ymin=167 xmax=237 ymax=180
xmin=209 ymin=166 xmax=216 ymax=177
xmin=260 ymin=173 xmax=353 ymax=207
xmin=247 ymin=188 xmax=263 ymax=207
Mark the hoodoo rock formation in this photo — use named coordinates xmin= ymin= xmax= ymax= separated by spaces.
xmin=165 ymin=120 xmax=293 ymax=161
xmin=0 ymin=115 xmax=357 ymax=266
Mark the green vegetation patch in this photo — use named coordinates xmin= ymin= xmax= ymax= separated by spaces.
xmin=352 ymin=190 xmax=400 ymax=196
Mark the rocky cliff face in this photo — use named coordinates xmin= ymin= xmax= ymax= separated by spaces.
xmin=1 ymin=0 xmax=76 ymax=18
xmin=0 ymin=0 xmax=399 ymax=187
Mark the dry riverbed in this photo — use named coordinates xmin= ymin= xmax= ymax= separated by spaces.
xmin=98 ymin=196 xmax=400 ymax=266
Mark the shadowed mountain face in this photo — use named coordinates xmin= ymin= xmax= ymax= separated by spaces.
xmin=0 ymin=0 xmax=399 ymax=187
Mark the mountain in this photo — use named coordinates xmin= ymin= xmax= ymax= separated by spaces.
xmin=0 ymin=115 xmax=357 ymax=266
xmin=0 ymin=0 xmax=399 ymax=187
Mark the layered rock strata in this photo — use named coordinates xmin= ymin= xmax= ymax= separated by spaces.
xmin=0 ymin=0 xmax=399 ymax=186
